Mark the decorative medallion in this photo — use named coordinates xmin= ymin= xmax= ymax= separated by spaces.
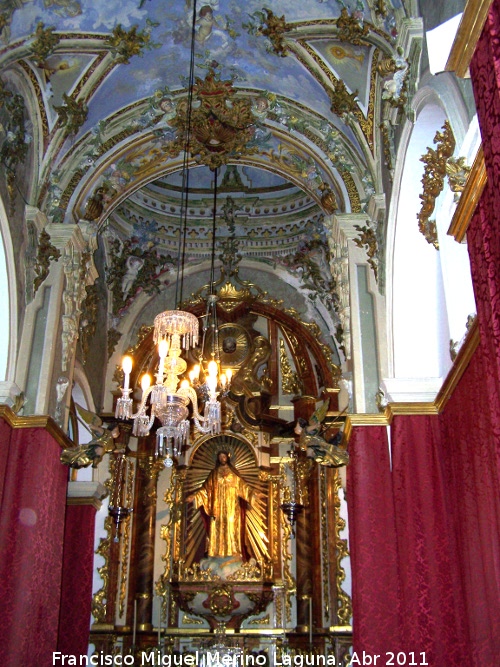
xmin=204 ymin=585 xmax=239 ymax=616
xmin=166 ymin=69 xmax=257 ymax=170
xmin=209 ymin=323 xmax=252 ymax=368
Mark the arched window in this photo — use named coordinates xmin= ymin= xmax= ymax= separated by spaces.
xmin=0 ymin=194 xmax=15 ymax=392
xmin=386 ymin=100 xmax=476 ymax=402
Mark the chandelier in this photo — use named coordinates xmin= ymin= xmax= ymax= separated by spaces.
xmin=115 ymin=306 xmax=223 ymax=464
xmin=114 ymin=0 xmax=229 ymax=465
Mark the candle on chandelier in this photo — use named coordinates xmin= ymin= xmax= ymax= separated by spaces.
xmin=122 ymin=356 xmax=133 ymax=391
xmin=189 ymin=364 xmax=200 ymax=383
xmin=141 ymin=374 xmax=151 ymax=393
xmin=157 ymin=339 xmax=169 ymax=380
xmin=207 ymin=360 xmax=218 ymax=392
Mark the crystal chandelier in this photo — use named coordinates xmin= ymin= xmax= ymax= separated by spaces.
xmin=115 ymin=307 xmax=223 ymax=465
xmin=114 ymin=0 xmax=226 ymax=465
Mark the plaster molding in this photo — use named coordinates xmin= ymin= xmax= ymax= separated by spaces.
xmin=67 ymin=481 xmax=108 ymax=509
xmin=0 ymin=381 xmax=23 ymax=407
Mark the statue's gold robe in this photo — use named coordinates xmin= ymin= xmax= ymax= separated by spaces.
xmin=192 ymin=465 xmax=253 ymax=558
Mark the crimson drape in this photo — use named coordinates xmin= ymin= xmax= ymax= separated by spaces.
xmin=439 ymin=337 xmax=500 ymax=665
xmin=390 ymin=416 xmax=469 ymax=665
xmin=347 ymin=382 xmax=500 ymax=667
xmin=57 ymin=504 xmax=98 ymax=656
xmin=0 ymin=421 xmax=68 ymax=667
xmin=347 ymin=4 xmax=500 ymax=664
xmin=346 ymin=425 xmax=399 ymax=656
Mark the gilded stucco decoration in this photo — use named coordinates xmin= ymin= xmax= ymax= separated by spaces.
xmin=164 ymin=67 xmax=261 ymax=170
xmin=244 ymin=9 xmax=289 ymax=58
xmin=325 ymin=218 xmax=351 ymax=359
xmin=445 ymin=156 xmax=472 ymax=201
xmin=104 ymin=22 xmax=160 ymax=64
xmin=333 ymin=470 xmax=352 ymax=625
xmin=33 ymin=229 xmax=61 ymax=294
xmin=329 ymin=77 xmax=359 ymax=118
xmin=29 ymin=21 xmax=60 ymax=67
xmin=417 ymin=120 xmax=456 ymax=250
xmin=61 ymin=241 xmax=93 ymax=371
xmin=378 ymin=50 xmax=409 ymax=110
xmin=118 ymin=459 xmax=135 ymax=618
xmin=54 ymin=92 xmax=88 ymax=135
xmin=335 ymin=7 xmax=369 ymax=45
xmin=354 ymin=221 xmax=379 ymax=281
xmin=91 ymin=516 xmax=112 ymax=624
xmin=271 ymin=229 xmax=341 ymax=322
xmin=279 ymin=339 xmax=303 ymax=396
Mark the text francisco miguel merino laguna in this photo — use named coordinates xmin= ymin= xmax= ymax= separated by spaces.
xmin=52 ymin=652 xmax=344 ymax=665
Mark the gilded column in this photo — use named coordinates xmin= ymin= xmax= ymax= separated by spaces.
xmin=132 ymin=454 xmax=163 ymax=632
xmin=294 ymin=452 xmax=314 ymax=633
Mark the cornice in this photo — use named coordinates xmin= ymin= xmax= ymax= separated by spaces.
xmin=67 ymin=481 xmax=108 ymax=509
xmin=0 ymin=405 xmax=73 ymax=449
xmin=445 ymin=0 xmax=494 ymax=78
xmin=344 ymin=318 xmax=480 ymax=439
xmin=447 ymin=146 xmax=486 ymax=242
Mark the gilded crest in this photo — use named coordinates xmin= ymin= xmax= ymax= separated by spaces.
xmin=167 ymin=69 xmax=257 ymax=169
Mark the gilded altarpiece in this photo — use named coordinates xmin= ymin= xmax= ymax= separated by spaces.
xmin=90 ymin=290 xmax=351 ymax=663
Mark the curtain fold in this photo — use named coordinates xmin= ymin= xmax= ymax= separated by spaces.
xmin=348 ymin=339 xmax=500 ymax=667
xmin=346 ymin=425 xmax=400 ymax=657
xmin=438 ymin=336 xmax=500 ymax=665
xmin=0 ymin=422 xmax=68 ymax=667
xmin=390 ymin=416 xmax=470 ymax=665
xmin=57 ymin=504 xmax=98 ymax=656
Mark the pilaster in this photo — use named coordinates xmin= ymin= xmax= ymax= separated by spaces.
xmin=16 ymin=213 xmax=99 ymax=428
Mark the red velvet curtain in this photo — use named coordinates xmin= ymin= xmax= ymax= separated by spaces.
xmin=438 ymin=338 xmax=500 ymax=665
xmin=347 ymin=394 xmax=499 ymax=666
xmin=346 ymin=426 xmax=400 ymax=656
xmin=390 ymin=416 xmax=470 ymax=665
xmin=0 ymin=421 xmax=68 ymax=667
xmin=348 ymin=4 xmax=500 ymax=664
xmin=57 ymin=504 xmax=98 ymax=656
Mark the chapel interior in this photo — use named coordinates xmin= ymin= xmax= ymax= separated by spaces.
xmin=0 ymin=0 xmax=499 ymax=666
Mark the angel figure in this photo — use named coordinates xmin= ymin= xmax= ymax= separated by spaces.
xmin=60 ymin=403 xmax=121 ymax=469
xmin=294 ymin=400 xmax=349 ymax=468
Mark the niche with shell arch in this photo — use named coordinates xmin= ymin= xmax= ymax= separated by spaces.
xmin=182 ymin=433 xmax=269 ymax=570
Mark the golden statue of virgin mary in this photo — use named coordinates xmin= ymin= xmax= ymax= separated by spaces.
xmin=187 ymin=451 xmax=257 ymax=559
xmin=185 ymin=438 xmax=268 ymax=565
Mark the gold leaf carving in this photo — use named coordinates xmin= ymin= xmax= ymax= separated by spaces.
xmin=279 ymin=339 xmax=302 ymax=395
xmin=417 ymin=121 xmax=456 ymax=250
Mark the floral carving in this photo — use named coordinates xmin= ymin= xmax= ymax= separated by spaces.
xmin=417 ymin=121 xmax=456 ymax=250
xmin=244 ymin=8 xmax=288 ymax=57
xmin=335 ymin=7 xmax=369 ymax=45
xmin=354 ymin=224 xmax=378 ymax=280
xmin=105 ymin=21 xmax=160 ymax=64
xmin=329 ymin=78 xmax=359 ymax=117
xmin=30 ymin=22 xmax=60 ymax=67
xmin=105 ymin=237 xmax=173 ymax=317
xmin=0 ymin=79 xmax=30 ymax=211
xmin=259 ymin=8 xmax=288 ymax=57
xmin=445 ymin=156 xmax=471 ymax=201
xmin=33 ymin=229 xmax=61 ymax=294
xmin=79 ymin=284 xmax=99 ymax=363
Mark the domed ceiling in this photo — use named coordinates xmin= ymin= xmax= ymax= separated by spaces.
xmin=110 ymin=165 xmax=323 ymax=259
xmin=1 ymin=0 xmax=415 ymax=228
xmin=0 ymin=0 xmax=467 ymax=373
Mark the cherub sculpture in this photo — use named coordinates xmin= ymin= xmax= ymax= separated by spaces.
xmin=294 ymin=400 xmax=349 ymax=468
xmin=60 ymin=403 xmax=121 ymax=469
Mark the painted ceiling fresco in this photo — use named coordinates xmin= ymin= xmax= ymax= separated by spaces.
xmin=0 ymin=0 xmax=427 ymax=362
